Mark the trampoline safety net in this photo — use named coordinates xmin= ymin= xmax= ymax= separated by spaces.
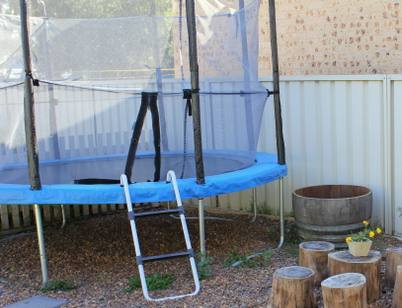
xmin=0 ymin=0 xmax=270 ymax=184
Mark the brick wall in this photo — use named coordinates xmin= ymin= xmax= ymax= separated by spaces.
xmin=259 ymin=0 xmax=402 ymax=76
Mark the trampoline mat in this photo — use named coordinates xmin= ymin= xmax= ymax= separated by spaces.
xmin=0 ymin=151 xmax=252 ymax=185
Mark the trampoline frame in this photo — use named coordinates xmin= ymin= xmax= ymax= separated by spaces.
xmin=12 ymin=0 xmax=287 ymax=289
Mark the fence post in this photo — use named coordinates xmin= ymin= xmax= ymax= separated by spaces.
xmin=383 ymin=75 xmax=393 ymax=234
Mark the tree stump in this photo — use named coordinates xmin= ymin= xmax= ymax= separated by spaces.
xmin=328 ymin=250 xmax=381 ymax=304
xmin=386 ymin=247 xmax=402 ymax=287
xmin=321 ymin=272 xmax=367 ymax=308
xmin=392 ymin=265 xmax=402 ymax=308
xmin=299 ymin=241 xmax=335 ymax=285
xmin=271 ymin=266 xmax=316 ymax=308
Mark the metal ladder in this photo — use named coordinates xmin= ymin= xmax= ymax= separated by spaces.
xmin=120 ymin=171 xmax=200 ymax=302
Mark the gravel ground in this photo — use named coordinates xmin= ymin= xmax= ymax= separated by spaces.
xmin=0 ymin=207 xmax=400 ymax=307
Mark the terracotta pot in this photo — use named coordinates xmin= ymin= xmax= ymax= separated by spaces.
xmin=347 ymin=240 xmax=373 ymax=257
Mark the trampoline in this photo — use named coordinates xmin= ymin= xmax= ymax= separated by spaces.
xmin=0 ymin=152 xmax=286 ymax=204
xmin=0 ymin=0 xmax=287 ymax=300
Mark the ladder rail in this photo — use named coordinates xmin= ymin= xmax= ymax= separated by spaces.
xmin=120 ymin=172 xmax=200 ymax=302
xmin=167 ymin=171 xmax=192 ymax=251
xmin=120 ymin=174 xmax=150 ymax=300
xmin=166 ymin=170 xmax=201 ymax=295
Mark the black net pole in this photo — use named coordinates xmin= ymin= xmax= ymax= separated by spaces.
xmin=185 ymin=0 xmax=205 ymax=184
xmin=19 ymin=0 xmax=41 ymax=190
xmin=268 ymin=0 xmax=286 ymax=165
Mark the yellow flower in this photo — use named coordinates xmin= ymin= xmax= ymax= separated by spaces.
xmin=346 ymin=237 xmax=353 ymax=243
xmin=362 ymin=220 xmax=369 ymax=226
xmin=376 ymin=227 xmax=382 ymax=234
xmin=369 ymin=231 xmax=375 ymax=238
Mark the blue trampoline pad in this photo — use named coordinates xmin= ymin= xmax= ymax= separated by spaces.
xmin=0 ymin=152 xmax=287 ymax=205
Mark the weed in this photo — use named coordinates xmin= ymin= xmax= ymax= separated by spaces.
xmin=40 ymin=280 xmax=76 ymax=292
xmin=223 ymin=251 xmax=258 ymax=268
xmin=260 ymin=249 xmax=273 ymax=266
xmin=267 ymin=223 xmax=300 ymax=244
xmin=223 ymin=251 xmax=242 ymax=267
xmin=224 ymin=249 xmax=273 ymax=268
xmin=197 ymin=254 xmax=213 ymax=280
xmin=124 ymin=276 xmax=141 ymax=293
xmin=286 ymin=224 xmax=301 ymax=244
xmin=283 ymin=243 xmax=299 ymax=256
xmin=257 ymin=206 xmax=273 ymax=216
xmin=124 ymin=273 xmax=174 ymax=293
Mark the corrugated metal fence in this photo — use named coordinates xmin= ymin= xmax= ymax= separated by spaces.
xmin=211 ymin=75 xmax=400 ymax=236
xmin=1 ymin=75 xmax=401 ymax=236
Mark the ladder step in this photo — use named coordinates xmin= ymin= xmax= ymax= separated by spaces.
xmin=128 ymin=208 xmax=182 ymax=219
xmin=138 ymin=249 xmax=194 ymax=264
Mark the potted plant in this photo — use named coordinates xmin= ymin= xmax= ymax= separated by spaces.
xmin=345 ymin=220 xmax=382 ymax=257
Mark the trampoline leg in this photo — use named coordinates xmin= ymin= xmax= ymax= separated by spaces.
xmin=251 ymin=188 xmax=257 ymax=223
xmin=198 ymin=199 xmax=206 ymax=256
xmin=277 ymin=178 xmax=285 ymax=249
xmin=61 ymin=205 xmax=66 ymax=229
xmin=34 ymin=204 xmax=49 ymax=287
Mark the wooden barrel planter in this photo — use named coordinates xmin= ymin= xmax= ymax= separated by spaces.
xmin=293 ymin=185 xmax=372 ymax=247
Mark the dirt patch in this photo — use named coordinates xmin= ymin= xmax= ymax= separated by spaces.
xmin=0 ymin=207 xmax=400 ymax=307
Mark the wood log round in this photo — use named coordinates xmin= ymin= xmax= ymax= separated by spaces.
xmin=321 ymin=272 xmax=367 ymax=308
xmin=271 ymin=266 xmax=316 ymax=308
xmin=392 ymin=265 xmax=402 ymax=308
xmin=328 ymin=250 xmax=381 ymax=304
xmin=386 ymin=247 xmax=402 ymax=287
xmin=299 ymin=241 xmax=335 ymax=285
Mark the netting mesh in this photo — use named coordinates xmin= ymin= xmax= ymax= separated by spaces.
xmin=0 ymin=0 xmax=270 ymax=184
